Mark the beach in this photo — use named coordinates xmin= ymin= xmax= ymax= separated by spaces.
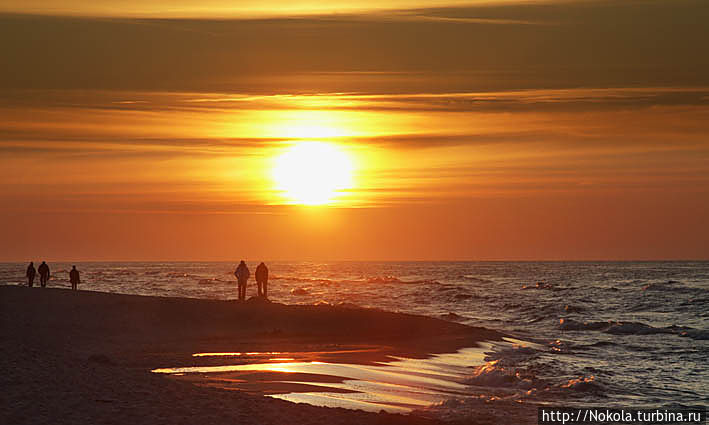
xmin=2 ymin=261 xmax=706 ymax=424
xmin=0 ymin=285 xmax=502 ymax=425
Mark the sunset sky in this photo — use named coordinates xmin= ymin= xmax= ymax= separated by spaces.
xmin=1 ymin=0 xmax=708 ymax=261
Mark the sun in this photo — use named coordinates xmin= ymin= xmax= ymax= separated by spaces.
xmin=272 ymin=142 xmax=353 ymax=205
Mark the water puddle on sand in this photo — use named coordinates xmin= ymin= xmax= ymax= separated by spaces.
xmin=152 ymin=346 xmax=494 ymax=413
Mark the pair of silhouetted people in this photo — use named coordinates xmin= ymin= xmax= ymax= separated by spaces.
xmin=25 ymin=262 xmax=80 ymax=290
xmin=234 ymin=261 xmax=269 ymax=300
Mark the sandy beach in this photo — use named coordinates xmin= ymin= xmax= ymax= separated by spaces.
xmin=1 ymin=286 xmax=503 ymax=424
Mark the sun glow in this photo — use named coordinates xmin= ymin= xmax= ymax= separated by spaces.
xmin=273 ymin=142 xmax=354 ymax=205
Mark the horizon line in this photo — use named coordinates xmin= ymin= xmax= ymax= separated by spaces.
xmin=4 ymin=259 xmax=709 ymax=264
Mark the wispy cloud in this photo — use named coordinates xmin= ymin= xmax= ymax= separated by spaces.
xmin=3 ymin=87 xmax=708 ymax=113
xmin=0 ymin=0 xmax=560 ymax=19
xmin=2 ymin=0 xmax=707 ymax=93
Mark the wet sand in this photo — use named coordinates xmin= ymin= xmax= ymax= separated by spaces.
xmin=0 ymin=286 xmax=502 ymax=424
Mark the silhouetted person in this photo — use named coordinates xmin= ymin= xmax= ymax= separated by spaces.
xmin=234 ymin=260 xmax=250 ymax=300
xmin=255 ymin=262 xmax=269 ymax=298
xmin=26 ymin=262 xmax=36 ymax=287
xmin=38 ymin=261 xmax=50 ymax=287
xmin=69 ymin=265 xmax=80 ymax=290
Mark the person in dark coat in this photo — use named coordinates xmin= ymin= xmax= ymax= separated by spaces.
xmin=255 ymin=262 xmax=269 ymax=298
xmin=234 ymin=261 xmax=250 ymax=301
xmin=38 ymin=261 xmax=50 ymax=288
xmin=26 ymin=262 xmax=36 ymax=287
xmin=69 ymin=265 xmax=80 ymax=290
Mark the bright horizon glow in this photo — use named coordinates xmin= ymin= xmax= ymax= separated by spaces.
xmin=272 ymin=142 xmax=355 ymax=206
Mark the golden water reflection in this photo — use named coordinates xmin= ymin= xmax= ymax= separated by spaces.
xmin=153 ymin=346 xmax=493 ymax=413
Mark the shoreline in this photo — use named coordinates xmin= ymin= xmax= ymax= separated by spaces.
xmin=1 ymin=286 xmax=503 ymax=425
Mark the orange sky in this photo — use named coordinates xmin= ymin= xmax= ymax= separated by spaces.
xmin=1 ymin=0 xmax=708 ymax=260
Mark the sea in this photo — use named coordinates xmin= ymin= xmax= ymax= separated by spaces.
xmin=2 ymin=261 xmax=707 ymax=422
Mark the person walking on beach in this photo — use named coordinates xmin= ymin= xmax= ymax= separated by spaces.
xmin=255 ymin=262 xmax=269 ymax=298
xmin=234 ymin=260 xmax=250 ymax=301
xmin=26 ymin=262 xmax=36 ymax=287
xmin=69 ymin=265 xmax=80 ymax=291
xmin=38 ymin=261 xmax=50 ymax=288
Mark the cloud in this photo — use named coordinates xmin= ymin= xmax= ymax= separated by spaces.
xmin=3 ymin=86 xmax=708 ymax=114
xmin=1 ymin=0 xmax=707 ymax=93
xmin=0 ymin=0 xmax=569 ymax=19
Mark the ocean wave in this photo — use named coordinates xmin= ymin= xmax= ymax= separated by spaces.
xmin=559 ymin=318 xmax=707 ymax=339
xmin=465 ymin=357 xmax=605 ymax=401
xmin=290 ymin=287 xmax=311 ymax=296
xmin=503 ymin=302 xmax=549 ymax=313
xmin=335 ymin=301 xmax=362 ymax=309
xmin=272 ymin=274 xmax=441 ymax=286
xmin=564 ymin=304 xmax=585 ymax=313
xmin=604 ymin=322 xmax=674 ymax=335
xmin=461 ymin=275 xmax=494 ymax=284
xmin=440 ymin=312 xmax=467 ymax=322
xmin=165 ymin=272 xmax=194 ymax=279
xmin=273 ymin=275 xmax=336 ymax=285
xmin=466 ymin=360 xmax=535 ymax=390
xmin=484 ymin=345 xmax=539 ymax=365
xmin=197 ymin=278 xmax=228 ymax=285
xmin=548 ymin=339 xmax=574 ymax=353
xmin=434 ymin=285 xmax=459 ymax=292
xmin=642 ymin=281 xmax=678 ymax=291
xmin=423 ymin=396 xmax=538 ymax=425
xmin=559 ymin=319 xmax=613 ymax=331
xmin=680 ymin=297 xmax=709 ymax=307
xmin=641 ymin=280 xmax=708 ymax=295
xmin=376 ymin=277 xmax=442 ymax=285
xmin=678 ymin=329 xmax=709 ymax=340
xmin=560 ymin=375 xmax=603 ymax=393
xmin=577 ymin=341 xmax=617 ymax=349
xmin=520 ymin=282 xmax=574 ymax=291
xmin=521 ymin=282 xmax=553 ymax=290
xmin=366 ymin=275 xmax=402 ymax=284
xmin=523 ymin=375 xmax=605 ymax=399
xmin=312 ymin=300 xmax=364 ymax=310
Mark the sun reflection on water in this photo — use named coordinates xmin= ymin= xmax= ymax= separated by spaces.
xmin=152 ymin=346 xmax=493 ymax=413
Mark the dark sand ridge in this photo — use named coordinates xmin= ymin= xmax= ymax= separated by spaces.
xmin=1 ymin=286 xmax=504 ymax=425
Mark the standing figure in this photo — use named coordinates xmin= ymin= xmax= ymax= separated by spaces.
xmin=26 ymin=262 xmax=36 ymax=287
xmin=255 ymin=262 xmax=269 ymax=298
xmin=69 ymin=265 xmax=80 ymax=290
xmin=38 ymin=261 xmax=50 ymax=288
xmin=234 ymin=260 xmax=250 ymax=301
